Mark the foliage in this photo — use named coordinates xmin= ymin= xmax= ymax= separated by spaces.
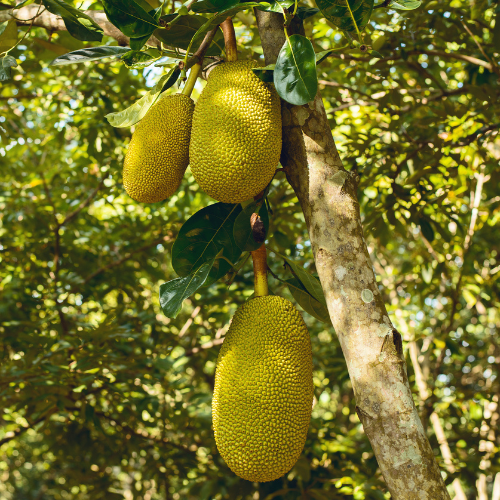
xmin=0 ymin=0 xmax=499 ymax=498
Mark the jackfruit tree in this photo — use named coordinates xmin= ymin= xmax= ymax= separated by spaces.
xmin=1 ymin=0 xmax=499 ymax=499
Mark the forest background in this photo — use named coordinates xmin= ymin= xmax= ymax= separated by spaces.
xmin=0 ymin=0 xmax=499 ymax=498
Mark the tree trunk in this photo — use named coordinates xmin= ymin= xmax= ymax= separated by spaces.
xmin=255 ymin=10 xmax=451 ymax=499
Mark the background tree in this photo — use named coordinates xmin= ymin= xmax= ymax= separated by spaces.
xmin=0 ymin=0 xmax=499 ymax=498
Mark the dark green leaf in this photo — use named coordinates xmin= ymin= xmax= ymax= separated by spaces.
xmin=286 ymin=277 xmax=331 ymax=323
xmin=274 ymin=34 xmax=318 ymax=105
xmin=120 ymin=49 xmax=156 ymax=68
xmin=0 ymin=54 xmax=17 ymax=81
xmin=0 ymin=20 xmax=8 ymax=36
xmin=296 ymin=6 xmax=320 ymax=19
xmin=50 ymin=45 xmax=131 ymax=66
xmin=130 ymin=33 xmax=151 ymax=50
xmin=233 ymin=201 xmax=269 ymax=252
xmin=277 ymin=252 xmax=327 ymax=306
xmin=0 ymin=0 xmax=30 ymax=10
xmin=186 ymin=3 xmax=269 ymax=51
xmin=316 ymin=48 xmax=337 ymax=64
xmin=101 ymin=0 xmax=158 ymax=38
xmin=160 ymin=65 xmax=181 ymax=91
xmin=159 ymin=258 xmax=215 ymax=318
xmin=388 ymin=0 xmax=421 ymax=9
xmin=494 ymin=10 xmax=500 ymax=51
xmin=315 ymin=0 xmax=374 ymax=32
xmin=252 ymin=64 xmax=275 ymax=82
xmin=41 ymin=0 xmax=104 ymax=41
xmin=257 ymin=0 xmax=293 ymax=13
xmin=419 ymin=217 xmax=435 ymax=242
xmin=194 ymin=0 xmax=240 ymax=12
xmin=154 ymin=14 xmax=208 ymax=50
xmin=171 ymin=203 xmax=243 ymax=285
xmin=368 ymin=49 xmax=382 ymax=58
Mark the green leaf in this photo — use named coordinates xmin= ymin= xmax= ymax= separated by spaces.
xmin=154 ymin=14 xmax=208 ymax=50
xmin=257 ymin=0 xmax=293 ymax=13
xmin=274 ymin=34 xmax=318 ymax=106
xmin=120 ymin=49 xmax=156 ymax=68
xmin=185 ymin=3 xmax=269 ymax=52
xmin=252 ymin=64 xmax=275 ymax=82
xmin=41 ymin=0 xmax=104 ymax=42
xmin=0 ymin=0 xmax=30 ymax=10
xmin=0 ymin=19 xmax=17 ymax=52
xmin=195 ymin=0 xmax=240 ymax=12
xmin=0 ymin=54 xmax=17 ymax=81
xmin=50 ymin=45 xmax=131 ymax=66
xmin=388 ymin=0 xmax=421 ymax=9
xmin=276 ymin=252 xmax=327 ymax=307
xmin=101 ymin=0 xmax=158 ymax=38
xmin=171 ymin=203 xmax=243 ymax=285
xmin=159 ymin=258 xmax=215 ymax=318
xmin=233 ymin=200 xmax=269 ymax=252
xmin=130 ymin=33 xmax=151 ymax=50
xmin=105 ymin=71 xmax=173 ymax=127
xmin=286 ymin=277 xmax=331 ymax=323
xmin=419 ymin=217 xmax=435 ymax=242
xmin=315 ymin=0 xmax=374 ymax=32
xmin=0 ymin=20 xmax=8 ymax=36
xmin=295 ymin=6 xmax=320 ymax=18
xmin=315 ymin=48 xmax=337 ymax=64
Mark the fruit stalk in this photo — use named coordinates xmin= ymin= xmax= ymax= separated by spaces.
xmin=181 ymin=63 xmax=201 ymax=97
xmin=250 ymin=207 xmax=268 ymax=296
xmin=220 ymin=17 xmax=238 ymax=62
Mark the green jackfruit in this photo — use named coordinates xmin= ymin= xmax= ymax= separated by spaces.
xmin=213 ymin=295 xmax=313 ymax=482
xmin=190 ymin=60 xmax=282 ymax=204
xmin=123 ymin=93 xmax=194 ymax=203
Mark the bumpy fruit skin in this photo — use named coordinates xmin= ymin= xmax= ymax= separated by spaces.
xmin=123 ymin=93 xmax=194 ymax=203
xmin=213 ymin=295 xmax=313 ymax=482
xmin=190 ymin=60 xmax=282 ymax=203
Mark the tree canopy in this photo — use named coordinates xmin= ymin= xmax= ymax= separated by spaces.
xmin=0 ymin=0 xmax=499 ymax=498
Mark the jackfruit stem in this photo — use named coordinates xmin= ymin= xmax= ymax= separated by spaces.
xmin=221 ymin=17 xmax=238 ymax=62
xmin=251 ymin=245 xmax=268 ymax=297
xmin=181 ymin=63 xmax=201 ymax=97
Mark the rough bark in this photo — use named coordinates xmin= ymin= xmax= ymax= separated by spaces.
xmin=256 ymin=10 xmax=451 ymax=499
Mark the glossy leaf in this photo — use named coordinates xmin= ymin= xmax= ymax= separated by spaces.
xmin=154 ymin=14 xmax=208 ymax=50
xmin=105 ymin=72 xmax=172 ymax=127
xmin=274 ymin=34 xmax=318 ymax=105
xmin=120 ymin=50 xmax=156 ymax=69
xmin=101 ymin=0 xmax=158 ymax=38
xmin=130 ymin=33 xmax=151 ymax=50
xmin=252 ymin=64 xmax=275 ymax=82
xmin=388 ymin=0 xmax=421 ymax=9
xmin=315 ymin=0 xmax=374 ymax=32
xmin=50 ymin=46 xmax=131 ymax=66
xmin=295 ymin=6 xmax=320 ymax=18
xmin=186 ymin=3 xmax=269 ymax=51
xmin=286 ymin=277 xmax=331 ymax=323
xmin=159 ymin=258 xmax=215 ymax=318
xmin=233 ymin=201 xmax=269 ymax=252
xmin=257 ymin=0 xmax=293 ymax=13
xmin=277 ymin=252 xmax=327 ymax=306
xmin=0 ymin=54 xmax=16 ymax=81
xmin=192 ymin=0 xmax=240 ymax=12
xmin=41 ymin=0 xmax=104 ymax=42
xmin=171 ymin=203 xmax=242 ymax=285
xmin=419 ymin=217 xmax=435 ymax=242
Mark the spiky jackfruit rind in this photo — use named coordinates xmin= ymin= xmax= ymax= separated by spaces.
xmin=190 ymin=60 xmax=282 ymax=204
xmin=123 ymin=93 xmax=194 ymax=203
xmin=212 ymin=295 xmax=313 ymax=482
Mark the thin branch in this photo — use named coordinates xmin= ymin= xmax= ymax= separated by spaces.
xmin=60 ymin=172 xmax=109 ymax=227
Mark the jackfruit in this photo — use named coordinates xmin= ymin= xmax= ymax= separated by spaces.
xmin=190 ymin=60 xmax=282 ymax=204
xmin=123 ymin=93 xmax=194 ymax=203
xmin=212 ymin=295 xmax=313 ymax=482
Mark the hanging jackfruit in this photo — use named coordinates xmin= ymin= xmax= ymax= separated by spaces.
xmin=123 ymin=93 xmax=194 ymax=203
xmin=190 ymin=60 xmax=282 ymax=204
xmin=212 ymin=295 xmax=313 ymax=482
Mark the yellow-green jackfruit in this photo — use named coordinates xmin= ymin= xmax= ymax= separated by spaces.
xmin=212 ymin=295 xmax=313 ymax=482
xmin=190 ymin=60 xmax=282 ymax=204
xmin=123 ymin=93 xmax=194 ymax=203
